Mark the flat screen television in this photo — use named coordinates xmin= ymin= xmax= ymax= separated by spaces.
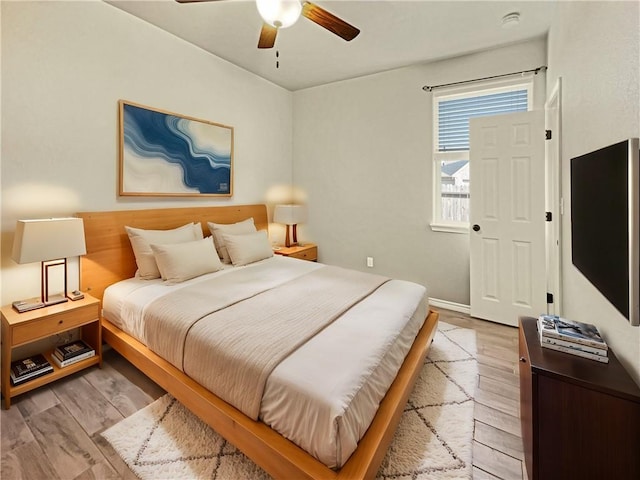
xmin=571 ymin=138 xmax=639 ymax=326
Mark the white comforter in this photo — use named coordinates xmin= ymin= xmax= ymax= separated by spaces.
xmin=102 ymin=255 xmax=427 ymax=468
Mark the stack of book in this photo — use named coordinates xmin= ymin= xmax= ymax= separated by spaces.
xmin=537 ymin=314 xmax=609 ymax=363
xmin=52 ymin=340 xmax=95 ymax=368
xmin=10 ymin=354 xmax=53 ymax=385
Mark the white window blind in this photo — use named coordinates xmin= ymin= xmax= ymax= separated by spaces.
xmin=437 ymin=89 xmax=528 ymax=152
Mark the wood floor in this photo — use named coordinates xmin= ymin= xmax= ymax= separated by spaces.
xmin=437 ymin=309 xmax=527 ymax=480
xmin=1 ymin=308 xmax=525 ymax=479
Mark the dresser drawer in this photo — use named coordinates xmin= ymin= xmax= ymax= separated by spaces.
xmin=289 ymin=246 xmax=317 ymax=261
xmin=12 ymin=303 xmax=99 ymax=345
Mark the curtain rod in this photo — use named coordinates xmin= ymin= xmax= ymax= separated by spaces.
xmin=422 ymin=66 xmax=547 ymax=92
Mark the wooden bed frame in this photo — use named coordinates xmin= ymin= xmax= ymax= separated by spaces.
xmin=77 ymin=204 xmax=439 ymax=480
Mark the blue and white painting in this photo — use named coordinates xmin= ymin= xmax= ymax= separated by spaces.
xmin=119 ymin=101 xmax=233 ymax=196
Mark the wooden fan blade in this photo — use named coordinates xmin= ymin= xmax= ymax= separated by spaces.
xmin=258 ymin=23 xmax=278 ymax=49
xmin=301 ymin=1 xmax=360 ymax=41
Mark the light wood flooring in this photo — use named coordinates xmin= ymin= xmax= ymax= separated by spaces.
xmin=1 ymin=309 xmax=525 ymax=479
xmin=437 ymin=309 xmax=526 ymax=480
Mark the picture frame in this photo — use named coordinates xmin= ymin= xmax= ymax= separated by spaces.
xmin=118 ymin=100 xmax=233 ymax=197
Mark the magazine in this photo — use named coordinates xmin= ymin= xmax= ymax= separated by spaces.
xmin=540 ymin=341 xmax=610 ymax=363
xmin=539 ymin=335 xmax=608 ymax=357
xmin=538 ymin=315 xmax=607 ymax=350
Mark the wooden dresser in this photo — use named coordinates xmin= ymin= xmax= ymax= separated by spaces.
xmin=518 ymin=316 xmax=640 ymax=480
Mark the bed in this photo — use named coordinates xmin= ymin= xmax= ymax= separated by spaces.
xmin=78 ymin=204 xmax=438 ymax=480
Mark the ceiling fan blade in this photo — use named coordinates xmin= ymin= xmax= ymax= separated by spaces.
xmin=301 ymin=1 xmax=360 ymax=42
xmin=258 ymin=23 xmax=278 ymax=49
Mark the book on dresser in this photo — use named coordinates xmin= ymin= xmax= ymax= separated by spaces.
xmin=10 ymin=354 xmax=53 ymax=385
xmin=537 ymin=315 xmax=609 ymax=362
xmin=53 ymin=340 xmax=94 ymax=362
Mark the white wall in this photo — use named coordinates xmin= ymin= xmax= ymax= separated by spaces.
xmin=546 ymin=1 xmax=640 ymax=382
xmin=292 ymin=39 xmax=547 ymax=305
xmin=1 ymin=1 xmax=294 ymax=305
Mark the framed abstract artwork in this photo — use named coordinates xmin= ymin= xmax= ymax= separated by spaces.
xmin=119 ymin=100 xmax=233 ymax=197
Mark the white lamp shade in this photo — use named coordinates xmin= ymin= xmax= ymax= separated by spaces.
xmin=256 ymin=0 xmax=302 ymax=29
xmin=12 ymin=218 xmax=87 ymax=264
xmin=273 ymin=205 xmax=307 ymax=225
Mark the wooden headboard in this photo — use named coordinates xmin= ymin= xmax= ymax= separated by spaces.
xmin=77 ymin=204 xmax=268 ymax=301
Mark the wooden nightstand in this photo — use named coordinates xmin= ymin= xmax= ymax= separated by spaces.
xmin=274 ymin=243 xmax=318 ymax=262
xmin=1 ymin=294 xmax=101 ymax=409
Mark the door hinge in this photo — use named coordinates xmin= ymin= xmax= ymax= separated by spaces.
xmin=545 ymin=211 xmax=552 ymax=222
xmin=547 ymin=292 xmax=554 ymax=304
xmin=545 ymin=130 xmax=552 ymax=140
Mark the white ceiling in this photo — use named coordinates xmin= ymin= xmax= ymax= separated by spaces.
xmin=108 ymin=0 xmax=557 ymax=91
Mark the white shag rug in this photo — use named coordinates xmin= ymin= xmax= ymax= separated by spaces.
xmin=102 ymin=322 xmax=477 ymax=480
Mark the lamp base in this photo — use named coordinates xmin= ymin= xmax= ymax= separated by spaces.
xmin=284 ymin=224 xmax=299 ymax=248
xmin=11 ymin=294 xmax=69 ymax=313
xmin=12 ymin=299 xmax=46 ymax=313
xmin=45 ymin=294 xmax=68 ymax=307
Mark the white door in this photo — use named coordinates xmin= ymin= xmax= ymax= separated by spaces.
xmin=545 ymin=78 xmax=563 ymax=315
xmin=469 ymin=111 xmax=546 ymax=326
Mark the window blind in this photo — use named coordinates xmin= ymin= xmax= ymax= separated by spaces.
xmin=438 ymin=90 xmax=528 ymax=151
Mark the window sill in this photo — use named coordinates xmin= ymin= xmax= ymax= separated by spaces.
xmin=430 ymin=223 xmax=469 ymax=234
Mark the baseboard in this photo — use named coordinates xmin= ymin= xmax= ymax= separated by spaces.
xmin=428 ymin=297 xmax=471 ymax=315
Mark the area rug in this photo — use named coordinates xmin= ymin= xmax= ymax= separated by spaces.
xmin=102 ymin=322 xmax=477 ymax=479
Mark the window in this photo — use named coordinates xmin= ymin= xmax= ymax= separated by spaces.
xmin=431 ymin=80 xmax=532 ymax=233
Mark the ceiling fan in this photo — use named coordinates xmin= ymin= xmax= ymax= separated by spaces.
xmin=175 ymin=0 xmax=360 ymax=49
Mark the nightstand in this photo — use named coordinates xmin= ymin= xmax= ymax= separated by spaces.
xmin=1 ymin=294 xmax=101 ymax=409
xmin=274 ymin=243 xmax=318 ymax=262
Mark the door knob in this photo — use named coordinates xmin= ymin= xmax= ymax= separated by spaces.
xmin=472 ymin=224 xmax=481 ymax=232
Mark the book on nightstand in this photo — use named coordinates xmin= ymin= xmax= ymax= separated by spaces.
xmin=539 ymin=334 xmax=608 ymax=356
xmin=10 ymin=354 xmax=53 ymax=385
xmin=12 ymin=300 xmax=45 ymax=313
xmin=51 ymin=350 xmax=95 ymax=368
xmin=53 ymin=340 xmax=94 ymax=361
xmin=537 ymin=315 xmax=609 ymax=363
xmin=539 ymin=340 xmax=610 ymax=363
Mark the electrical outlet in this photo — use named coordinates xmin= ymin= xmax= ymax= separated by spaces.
xmin=366 ymin=256 xmax=374 ymax=268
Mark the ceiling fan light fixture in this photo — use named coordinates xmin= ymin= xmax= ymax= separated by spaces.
xmin=256 ymin=0 xmax=302 ymax=29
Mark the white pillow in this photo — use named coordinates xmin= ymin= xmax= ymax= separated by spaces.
xmin=125 ymin=223 xmax=203 ymax=279
xmin=207 ymin=217 xmax=256 ymax=263
xmin=150 ymin=237 xmax=223 ymax=284
xmin=222 ymin=230 xmax=273 ymax=266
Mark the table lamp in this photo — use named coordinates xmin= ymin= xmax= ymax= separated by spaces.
xmin=11 ymin=218 xmax=87 ymax=312
xmin=273 ymin=204 xmax=306 ymax=247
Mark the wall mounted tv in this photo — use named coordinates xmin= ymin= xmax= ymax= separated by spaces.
xmin=571 ymin=138 xmax=639 ymax=326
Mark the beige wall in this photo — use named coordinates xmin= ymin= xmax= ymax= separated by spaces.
xmin=546 ymin=1 xmax=640 ymax=382
xmin=1 ymin=1 xmax=294 ymax=304
xmin=292 ymin=39 xmax=547 ymax=305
